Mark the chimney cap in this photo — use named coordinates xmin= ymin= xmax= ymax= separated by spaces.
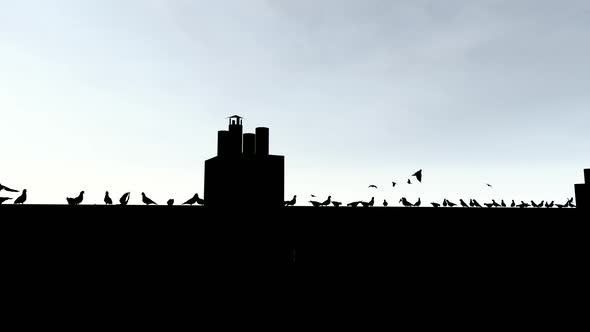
xmin=227 ymin=115 xmax=243 ymax=119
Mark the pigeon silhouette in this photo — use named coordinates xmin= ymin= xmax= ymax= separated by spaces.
xmin=332 ymin=201 xmax=342 ymax=207
xmin=321 ymin=196 xmax=332 ymax=206
xmin=183 ymin=193 xmax=205 ymax=206
xmin=392 ymin=182 xmax=397 ymax=188
xmin=445 ymin=199 xmax=457 ymax=207
xmin=412 ymin=169 xmax=423 ymax=183
xmin=501 ymin=200 xmax=507 ymax=208
xmin=142 ymin=193 xmax=157 ymax=205
xmin=545 ymin=201 xmax=554 ymax=208
xmin=413 ymin=198 xmax=421 ymax=207
xmin=399 ymin=197 xmax=413 ymax=207
xmin=0 ymin=184 xmax=19 ymax=193
xmin=167 ymin=199 xmax=174 ymax=206
xmin=119 ymin=192 xmax=130 ymax=205
xmin=66 ymin=191 xmax=84 ymax=206
xmin=383 ymin=199 xmax=388 ymax=207
xmin=492 ymin=200 xmax=500 ymax=208
xmin=431 ymin=202 xmax=441 ymax=208
xmin=104 ymin=191 xmax=113 ymax=205
xmin=368 ymin=185 xmax=378 ymax=189
xmin=510 ymin=200 xmax=516 ymax=208
xmin=309 ymin=200 xmax=322 ymax=207
xmin=347 ymin=201 xmax=361 ymax=207
xmin=361 ymin=197 xmax=374 ymax=207
xmin=14 ymin=189 xmax=27 ymax=204
xmin=472 ymin=199 xmax=482 ymax=208
xmin=460 ymin=199 xmax=469 ymax=208
xmin=0 ymin=197 xmax=13 ymax=205
xmin=284 ymin=195 xmax=297 ymax=207
xmin=407 ymin=179 xmax=412 ymax=185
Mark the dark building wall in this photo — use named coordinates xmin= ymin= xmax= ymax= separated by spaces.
xmin=217 ymin=131 xmax=229 ymax=156
xmin=585 ymin=169 xmax=589 ymax=183
xmin=243 ymin=133 xmax=256 ymax=156
xmin=228 ymin=123 xmax=243 ymax=155
xmin=256 ymin=127 xmax=269 ymax=156
xmin=575 ymin=183 xmax=588 ymax=209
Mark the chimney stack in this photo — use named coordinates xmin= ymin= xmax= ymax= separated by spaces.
xmin=243 ymin=133 xmax=256 ymax=155
xmin=255 ymin=127 xmax=269 ymax=156
xmin=217 ymin=131 xmax=229 ymax=156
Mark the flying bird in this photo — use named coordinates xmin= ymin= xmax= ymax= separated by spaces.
xmin=486 ymin=184 xmax=493 ymax=188
xmin=14 ymin=189 xmax=27 ymax=205
xmin=311 ymin=195 xmax=316 ymax=198
xmin=284 ymin=195 xmax=297 ymax=207
xmin=183 ymin=193 xmax=205 ymax=206
xmin=368 ymin=185 xmax=378 ymax=189
xmin=167 ymin=199 xmax=174 ymax=206
xmin=0 ymin=184 xmax=19 ymax=193
xmin=66 ymin=191 xmax=85 ymax=206
xmin=407 ymin=179 xmax=412 ymax=185
xmin=392 ymin=182 xmax=397 ymax=188
xmin=119 ymin=192 xmax=131 ymax=205
xmin=412 ymin=169 xmax=423 ymax=183
xmin=141 ymin=192 xmax=157 ymax=205
xmin=0 ymin=197 xmax=13 ymax=205
xmin=104 ymin=191 xmax=113 ymax=205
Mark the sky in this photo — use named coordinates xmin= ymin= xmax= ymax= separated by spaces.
xmin=1 ymin=0 xmax=589 ymax=205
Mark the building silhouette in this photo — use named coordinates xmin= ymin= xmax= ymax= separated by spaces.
xmin=204 ymin=116 xmax=284 ymax=207
xmin=575 ymin=169 xmax=589 ymax=209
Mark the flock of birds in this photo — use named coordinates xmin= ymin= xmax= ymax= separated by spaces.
xmin=1 ymin=183 xmax=206 ymax=206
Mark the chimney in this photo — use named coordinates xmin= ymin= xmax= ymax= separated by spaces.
xmin=585 ymin=169 xmax=590 ymax=184
xmin=256 ymin=127 xmax=269 ymax=156
xmin=228 ymin=120 xmax=243 ymax=155
xmin=217 ymin=131 xmax=229 ymax=156
xmin=243 ymin=133 xmax=255 ymax=155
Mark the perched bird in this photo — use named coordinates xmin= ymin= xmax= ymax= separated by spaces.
xmin=66 ymin=191 xmax=85 ymax=206
xmin=332 ymin=201 xmax=342 ymax=207
xmin=0 ymin=184 xmax=19 ymax=193
xmin=104 ymin=191 xmax=113 ymax=205
xmin=412 ymin=169 xmax=423 ymax=183
xmin=484 ymin=203 xmax=494 ymax=208
xmin=492 ymin=200 xmax=500 ymax=208
xmin=309 ymin=200 xmax=322 ymax=207
xmin=141 ymin=192 xmax=157 ymax=205
xmin=368 ymin=185 xmax=378 ymax=189
xmin=531 ymin=201 xmax=540 ymax=208
xmin=511 ymin=200 xmax=516 ymax=208
xmin=407 ymin=179 xmax=412 ymax=185
xmin=516 ymin=203 xmax=528 ymax=208
xmin=556 ymin=203 xmax=566 ymax=209
xmin=431 ymin=202 xmax=441 ymax=208
xmin=538 ymin=200 xmax=545 ymax=208
xmin=443 ymin=199 xmax=448 ymax=207
xmin=284 ymin=195 xmax=297 ymax=207
xmin=167 ymin=199 xmax=174 ymax=206
xmin=392 ymin=182 xmax=397 ymax=188
xmin=400 ymin=198 xmax=413 ymax=207
xmin=383 ymin=199 xmax=388 ymax=207
xmin=519 ymin=201 xmax=531 ymax=208
xmin=545 ymin=201 xmax=554 ymax=208
xmin=183 ymin=193 xmax=205 ymax=206
xmin=566 ymin=198 xmax=575 ymax=208
xmin=460 ymin=199 xmax=469 ymax=208
xmin=14 ymin=189 xmax=27 ymax=205
xmin=469 ymin=199 xmax=475 ymax=207
xmin=472 ymin=199 xmax=482 ymax=208
xmin=119 ymin=192 xmax=131 ymax=206
xmin=413 ymin=198 xmax=421 ymax=207
xmin=0 ymin=197 xmax=13 ymax=205
xmin=445 ymin=199 xmax=457 ymax=207
xmin=501 ymin=200 xmax=507 ymax=208
xmin=321 ymin=196 xmax=332 ymax=206
xmin=347 ymin=201 xmax=361 ymax=207
xmin=361 ymin=197 xmax=375 ymax=207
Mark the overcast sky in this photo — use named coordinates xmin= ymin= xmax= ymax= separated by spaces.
xmin=1 ymin=0 xmax=589 ymax=205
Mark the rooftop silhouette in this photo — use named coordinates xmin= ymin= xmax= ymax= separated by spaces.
xmin=575 ymin=169 xmax=589 ymax=209
xmin=204 ymin=117 xmax=284 ymax=207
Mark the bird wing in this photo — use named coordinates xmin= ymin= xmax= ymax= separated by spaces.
xmin=0 ymin=185 xmax=19 ymax=192
xmin=412 ymin=170 xmax=422 ymax=182
xmin=369 ymin=185 xmax=377 ymax=188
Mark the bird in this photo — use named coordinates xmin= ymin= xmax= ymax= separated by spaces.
xmin=399 ymin=197 xmax=413 ymax=207
xmin=392 ymin=182 xmax=397 ymax=188
xmin=0 ymin=184 xmax=19 ymax=193
xmin=309 ymin=200 xmax=322 ymax=207
xmin=472 ymin=199 xmax=482 ymax=208
xmin=460 ymin=199 xmax=469 ymax=208
xmin=66 ymin=191 xmax=85 ymax=206
xmin=167 ymin=199 xmax=174 ymax=206
xmin=183 ymin=193 xmax=205 ymax=206
xmin=407 ymin=179 xmax=412 ymax=185
xmin=486 ymin=184 xmax=493 ymax=188
xmin=501 ymin=200 xmax=507 ymax=208
xmin=0 ymin=197 xmax=13 ymax=205
xmin=321 ymin=196 xmax=332 ymax=206
xmin=412 ymin=169 xmax=423 ymax=183
xmin=511 ymin=200 xmax=516 ymax=208
xmin=284 ymin=195 xmax=297 ymax=207
xmin=519 ymin=201 xmax=530 ymax=208
xmin=566 ymin=198 xmax=575 ymax=208
xmin=556 ymin=203 xmax=566 ymax=209
xmin=431 ymin=202 xmax=441 ymax=208
xmin=361 ymin=197 xmax=374 ymax=207
xmin=413 ymin=198 xmax=421 ymax=207
xmin=368 ymin=185 xmax=378 ymax=189
xmin=311 ymin=195 xmax=316 ymax=198
xmin=443 ymin=199 xmax=448 ymax=207
xmin=469 ymin=199 xmax=475 ymax=207
xmin=14 ymin=189 xmax=27 ymax=204
xmin=531 ymin=201 xmax=540 ymax=208
xmin=104 ymin=191 xmax=113 ymax=205
xmin=347 ymin=201 xmax=361 ymax=207
xmin=492 ymin=200 xmax=500 ymax=208
xmin=545 ymin=201 xmax=554 ymax=208
xmin=332 ymin=201 xmax=342 ymax=207
xmin=119 ymin=192 xmax=130 ymax=205
xmin=141 ymin=192 xmax=157 ymax=205
xmin=383 ymin=199 xmax=388 ymax=207
xmin=445 ymin=199 xmax=457 ymax=207
xmin=538 ymin=200 xmax=545 ymax=208
xmin=484 ymin=203 xmax=494 ymax=208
